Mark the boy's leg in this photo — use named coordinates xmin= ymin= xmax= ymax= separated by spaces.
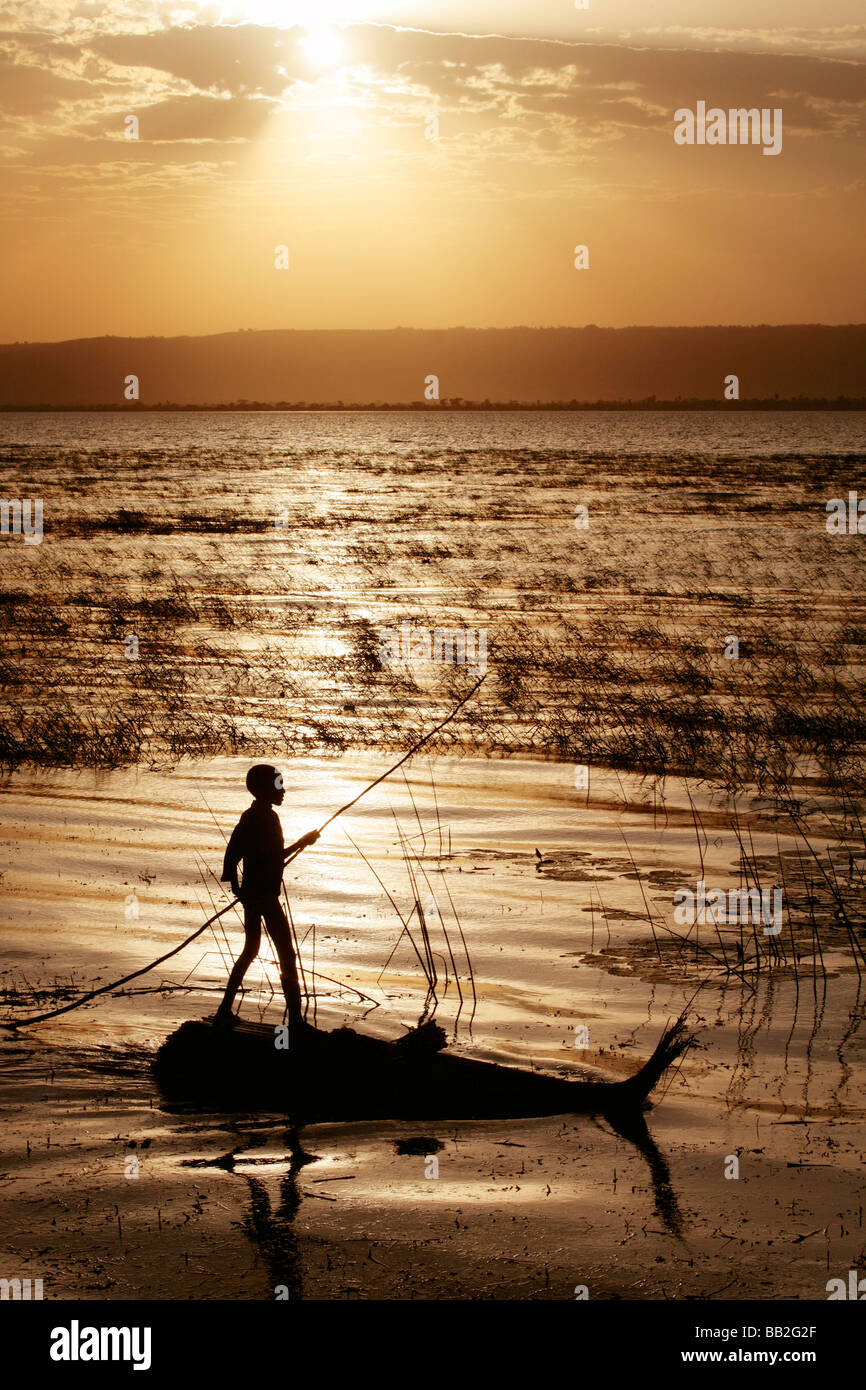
xmin=215 ymin=906 xmax=262 ymax=1024
xmin=262 ymin=899 xmax=306 ymax=1028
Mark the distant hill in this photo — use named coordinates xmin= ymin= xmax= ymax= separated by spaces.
xmin=1 ymin=325 xmax=864 ymax=406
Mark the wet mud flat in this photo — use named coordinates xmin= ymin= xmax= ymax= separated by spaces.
xmin=2 ymin=1031 xmax=864 ymax=1301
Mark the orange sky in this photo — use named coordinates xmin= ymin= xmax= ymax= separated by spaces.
xmin=1 ymin=2 xmax=864 ymax=340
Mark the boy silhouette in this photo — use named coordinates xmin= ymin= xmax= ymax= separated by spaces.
xmin=214 ymin=763 xmax=318 ymax=1029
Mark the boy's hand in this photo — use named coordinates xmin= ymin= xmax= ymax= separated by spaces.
xmin=300 ymin=830 xmax=320 ymax=848
xmin=230 ymin=879 xmax=242 ymax=901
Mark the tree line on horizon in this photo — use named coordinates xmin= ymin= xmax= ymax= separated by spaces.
xmin=3 ymin=397 xmax=865 ymax=412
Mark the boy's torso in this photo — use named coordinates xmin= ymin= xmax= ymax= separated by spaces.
xmin=236 ymin=804 xmax=284 ymax=898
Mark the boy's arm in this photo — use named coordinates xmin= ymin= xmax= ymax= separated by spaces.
xmin=283 ymin=829 xmax=319 ymax=861
xmin=221 ymin=824 xmax=244 ymax=899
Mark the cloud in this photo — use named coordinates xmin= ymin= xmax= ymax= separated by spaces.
xmin=0 ymin=49 xmax=93 ymax=114
xmin=0 ymin=19 xmax=863 ymax=198
xmin=85 ymin=23 xmax=866 ymax=135
xmin=84 ymin=91 xmax=279 ymax=141
xmin=92 ymin=24 xmax=313 ymax=96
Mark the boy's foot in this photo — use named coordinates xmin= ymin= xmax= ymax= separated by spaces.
xmin=212 ymin=1006 xmax=238 ymax=1030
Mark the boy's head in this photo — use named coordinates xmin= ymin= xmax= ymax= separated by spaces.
xmin=246 ymin=763 xmax=285 ymax=805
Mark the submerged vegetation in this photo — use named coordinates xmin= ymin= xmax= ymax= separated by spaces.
xmin=1 ymin=436 xmax=863 ymax=804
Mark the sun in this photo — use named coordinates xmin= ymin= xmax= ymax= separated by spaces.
xmin=299 ymin=27 xmax=345 ymax=66
xmin=216 ymin=3 xmax=349 ymax=64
